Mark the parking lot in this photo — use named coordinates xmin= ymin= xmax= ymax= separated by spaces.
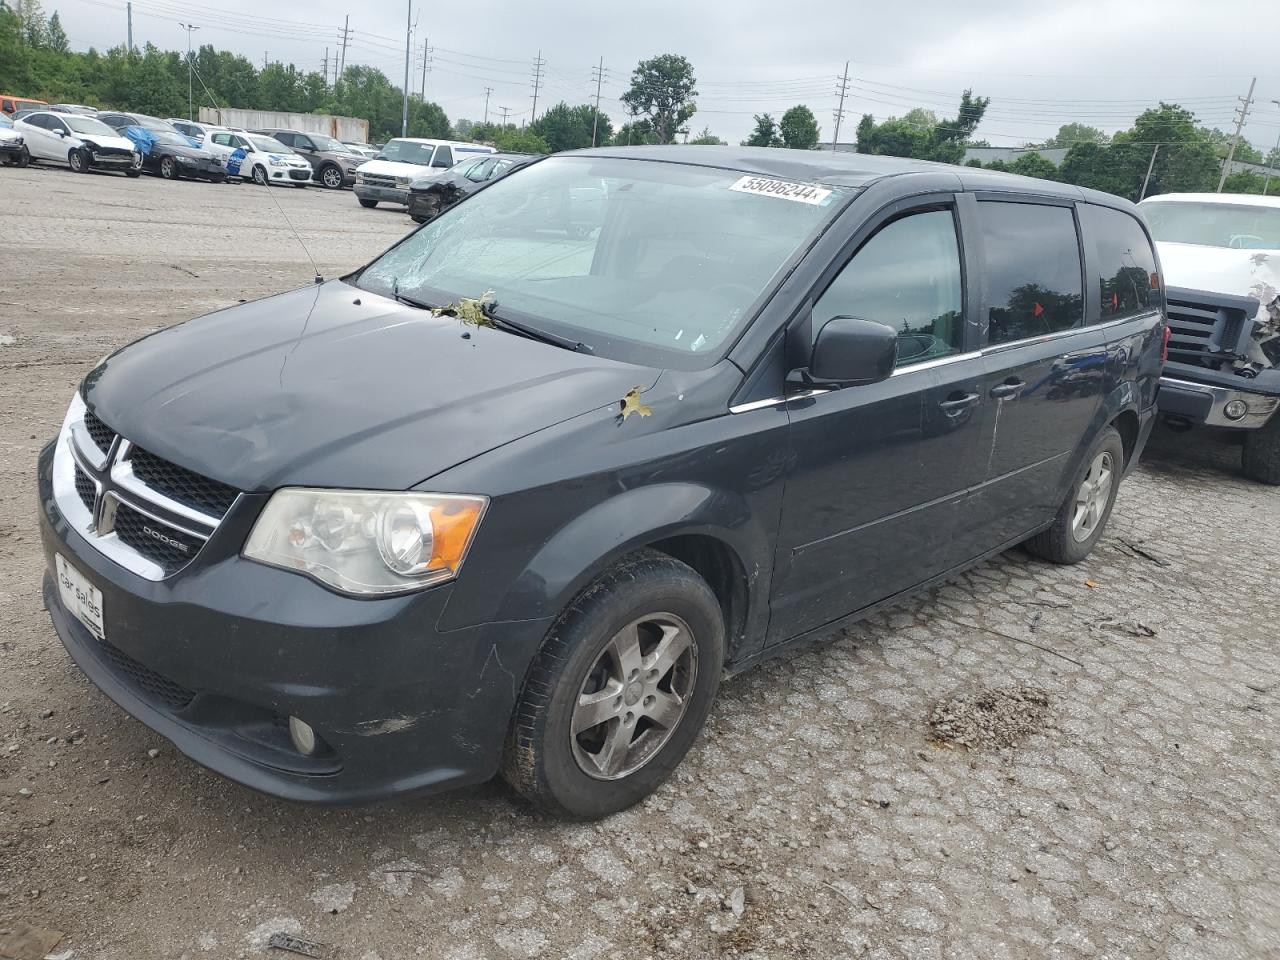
xmin=1 ymin=166 xmax=1278 ymax=960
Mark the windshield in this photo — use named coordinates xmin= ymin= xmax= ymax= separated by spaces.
xmin=356 ymin=156 xmax=850 ymax=365
xmin=307 ymin=134 xmax=346 ymax=151
xmin=376 ymin=140 xmax=435 ymax=165
xmin=64 ymin=115 xmax=118 ymax=137
xmin=148 ymin=130 xmax=192 ymax=146
xmin=250 ymin=136 xmax=293 ymax=154
xmin=1144 ymin=200 xmax=1280 ymax=250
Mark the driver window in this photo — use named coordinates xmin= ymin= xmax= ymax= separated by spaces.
xmin=979 ymin=200 xmax=1083 ymax=346
xmin=813 ymin=209 xmax=964 ymax=366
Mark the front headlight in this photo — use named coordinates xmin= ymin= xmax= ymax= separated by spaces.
xmin=269 ymin=157 xmax=288 ymax=167
xmin=243 ymin=489 xmax=487 ymax=596
xmin=395 ymin=176 xmax=411 ymax=186
xmin=177 ymin=155 xmax=195 ymax=165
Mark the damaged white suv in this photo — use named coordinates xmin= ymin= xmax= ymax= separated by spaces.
xmin=1141 ymin=193 xmax=1280 ymax=483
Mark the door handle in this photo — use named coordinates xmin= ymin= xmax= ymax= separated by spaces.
xmin=989 ymin=379 xmax=1025 ymax=399
xmin=938 ymin=392 xmax=979 ymax=415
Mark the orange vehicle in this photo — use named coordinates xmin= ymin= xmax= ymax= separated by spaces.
xmin=1 ymin=95 xmax=48 ymax=116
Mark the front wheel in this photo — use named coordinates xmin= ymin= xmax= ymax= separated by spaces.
xmin=320 ymin=164 xmax=343 ymax=189
xmin=11 ymin=147 xmax=30 ymax=168
xmin=1242 ymin=418 xmax=1280 ymax=484
xmin=1025 ymin=426 xmax=1125 ymax=564
xmin=502 ymin=549 xmax=724 ymax=820
xmin=358 ymin=198 xmax=377 ymax=208
xmin=125 ymin=168 xmax=141 ymax=178
xmin=68 ymin=147 xmax=90 ymax=173
xmin=159 ymin=156 xmax=178 ymax=179
xmin=251 ymin=165 xmax=268 ymax=186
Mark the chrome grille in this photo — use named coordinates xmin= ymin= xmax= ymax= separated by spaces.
xmin=361 ymin=173 xmax=398 ymax=187
xmin=53 ymin=394 xmax=241 ymax=581
xmin=129 ymin=447 xmax=238 ymax=518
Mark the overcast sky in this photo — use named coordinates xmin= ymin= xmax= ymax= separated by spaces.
xmin=55 ymin=0 xmax=1280 ymax=150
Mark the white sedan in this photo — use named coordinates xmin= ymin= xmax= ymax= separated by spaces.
xmin=12 ymin=111 xmax=141 ymax=175
xmin=203 ymin=130 xmax=313 ymax=186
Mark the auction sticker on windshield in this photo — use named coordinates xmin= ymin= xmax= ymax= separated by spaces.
xmin=56 ymin=554 xmax=104 ymax=640
xmin=729 ymin=175 xmax=832 ymax=205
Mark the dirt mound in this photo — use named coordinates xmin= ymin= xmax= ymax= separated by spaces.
xmin=929 ymin=685 xmax=1050 ymax=748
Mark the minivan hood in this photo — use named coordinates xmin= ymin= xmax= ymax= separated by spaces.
xmin=83 ymin=282 xmax=659 ymax=493
xmin=358 ymin=158 xmax=433 ymax=179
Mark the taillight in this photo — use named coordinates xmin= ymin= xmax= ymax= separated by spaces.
xmin=1161 ymin=323 xmax=1171 ymax=364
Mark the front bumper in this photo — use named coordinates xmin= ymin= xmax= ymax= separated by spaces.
xmin=1157 ymin=375 xmax=1280 ymax=429
xmin=37 ymin=442 xmax=550 ymax=804
xmin=407 ymin=191 xmax=442 ymax=221
xmin=0 ymin=140 xmax=24 ymax=155
xmin=354 ymin=183 xmax=410 ymax=205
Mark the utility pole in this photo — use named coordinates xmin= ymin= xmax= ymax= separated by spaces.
xmin=263 ymin=51 xmax=268 ymax=69
xmin=178 ymin=23 xmax=199 ymax=121
xmin=126 ymin=2 xmax=132 ymax=52
xmin=483 ymin=87 xmax=492 ymax=125
xmin=1139 ymin=145 xmax=1159 ymax=201
xmin=590 ymin=57 xmax=604 ymax=147
xmin=401 ymin=0 xmax=411 ymax=137
xmin=831 ymin=61 xmax=850 ymax=152
xmin=338 ymin=15 xmax=350 ymax=82
xmin=419 ymin=35 xmax=430 ymax=99
xmin=1218 ymin=76 xmax=1256 ymax=192
xmin=499 ymin=106 xmax=510 ymax=128
xmin=323 ymin=48 xmax=328 ymax=89
xmin=1264 ymin=99 xmax=1280 ymax=197
xmin=530 ymin=50 xmax=545 ymax=123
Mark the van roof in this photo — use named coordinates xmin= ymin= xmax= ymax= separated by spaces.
xmin=1140 ymin=192 xmax=1280 ymax=210
xmin=385 ymin=138 xmax=494 ymax=150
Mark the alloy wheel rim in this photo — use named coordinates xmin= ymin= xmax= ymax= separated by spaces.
xmin=71 ymin=152 xmax=83 ymax=171
xmin=570 ymin=612 xmax=697 ymax=781
xmin=1071 ymin=450 xmax=1114 ymax=542
xmin=324 ymin=167 xmax=341 ymax=187
xmin=162 ymin=158 xmax=174 ymax=177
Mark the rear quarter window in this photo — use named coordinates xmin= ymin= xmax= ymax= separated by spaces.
xmin=1081 ymin=204 xmax=1160 ymax=321
xmin=979 ymin=201 xmax=1084 ymax=345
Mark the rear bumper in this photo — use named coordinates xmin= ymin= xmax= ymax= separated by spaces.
xmin=38 ymin=441 xmax=550 ymax=804
xmin=1157 ymin=375 xmax=1280 ymax=429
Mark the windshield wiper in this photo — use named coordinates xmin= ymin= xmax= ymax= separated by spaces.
xmin=482 ymin=301 xmax=593 ymax=354
xmin=389 ymin=284 xmax=591 ymax=353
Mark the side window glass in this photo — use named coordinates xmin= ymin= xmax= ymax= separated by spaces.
xmin=295 ymin=136 xmax=312 ymax=150
xmin=980 ymin=201 xmax=1083 ymax=345
xmin=813 ymin=209 xmax=965 ymax=366
xmin=433 ymin=145 xmax=454 ymax=168
xmin=212 ymin=133 xmax=231 ymax=146
xmin=1081 ymin=204 xmax=1159 ymax=321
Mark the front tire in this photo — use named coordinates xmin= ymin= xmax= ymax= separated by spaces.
xmin=502 ymin=550 xmax=724 ymax=820
xmin=320 ymin=164 xmax=343 ymax=189
xmin=125 ymin=168 xmax=141 ymax=178
xmin=251 ymin=165 xmax=268 ymax=186
xmin=159 ymin=156 xmax=178 ymax=180
xmin=12 ymin=147 xmax=31 ymax=168
xmin=68 ymin=147 xmax=90 ymax=173
xmin=1025 ymin=426 xmax=1124 ymax=564
xmin=358 ymin=198 xmax=377 ymax=208
xmin=1242 ymin=418 xmax=1280 ymax=484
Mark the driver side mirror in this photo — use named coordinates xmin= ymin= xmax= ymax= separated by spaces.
xmin=809 ymin=316 xmax=898 ymax=386
xmin=54 ymin=128 xmax=66 ymax=137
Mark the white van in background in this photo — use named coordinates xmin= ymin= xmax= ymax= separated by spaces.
xmin=353 ymin=138 xmax=495 ymax=208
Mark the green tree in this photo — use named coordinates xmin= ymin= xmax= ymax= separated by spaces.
xmin=529 ymin=101 xmax=613 ymax=152
xmin=1006 ymin=151 xmax=1058 ymax=180
xmin=14 ymin=0 xmax=46 ymax=47
xmin=620 ymin=53 xmax=696 ymax=144
xmin=1043 ymin=123 xmax=1108 ymax=149
xmin=492 ymin=125 xmax=549 ymax=154
xmin=779 ymin=104 xmax=819 ymax=150
xmin=688 ymin=126 xmax=725 ymax=145
xmin=856 ymin=90 xmax=988 ymax=163
xmin=1221 ymin=169 xmax=1267 ymax=194
xmin=743 ymin=113 xmax=782 ymax=147
xmin=45 ymin=9 xmax=66 ymax=53
xmin=612 ymin=118 xmax=657 ymax=146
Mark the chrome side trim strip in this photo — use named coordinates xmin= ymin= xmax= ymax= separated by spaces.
xmin=729 ymin=389 xmax=830 ymax=414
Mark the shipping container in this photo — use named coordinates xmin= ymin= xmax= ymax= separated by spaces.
xmin=197 ymin=108 xmax=369 ymax=143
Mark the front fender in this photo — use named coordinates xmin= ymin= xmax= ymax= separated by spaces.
xmin=491 ymin=482 xmax=770 ymax=634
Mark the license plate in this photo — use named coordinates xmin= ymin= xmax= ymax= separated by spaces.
xmin=55 ymin=554 xmax=105 ymax=640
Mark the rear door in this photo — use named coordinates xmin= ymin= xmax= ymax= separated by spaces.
xmin=20 ymin=114 xmax=57 ymax=160
xmin=963 ymin=197 xmax=1106 ymax=548
xmin=768 ymin=196 xmax=992 ymax=643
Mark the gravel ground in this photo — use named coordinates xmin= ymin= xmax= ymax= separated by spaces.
xmin=1 ymin=166 xmax=1278 ymax=960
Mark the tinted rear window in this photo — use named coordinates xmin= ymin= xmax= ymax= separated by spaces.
xmin=979 ymin=201 xmax=1083 ymax=345
xmin=1081 ymin=205 xmax=1160 ymax=321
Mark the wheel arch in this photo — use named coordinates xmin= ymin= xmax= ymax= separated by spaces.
xmin=474 ymin=483 xmax=770 ymax=662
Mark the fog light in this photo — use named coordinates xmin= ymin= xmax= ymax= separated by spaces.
xmin=1224 ymin=399 xmax=1248 ymax=421
xmin=288 ymin=715 xmax=319 ymax=756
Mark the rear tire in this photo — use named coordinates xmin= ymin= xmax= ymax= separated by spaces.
xmin=1242 ymin=418 xmax=1280 ymax=485
xmin=1025 ymin=426 xmax=1124 ymax=564
xmin=358 ymin=198 xmax=377 ymax=208
xmin=502 ymin=549 xmax=724 ymax=820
